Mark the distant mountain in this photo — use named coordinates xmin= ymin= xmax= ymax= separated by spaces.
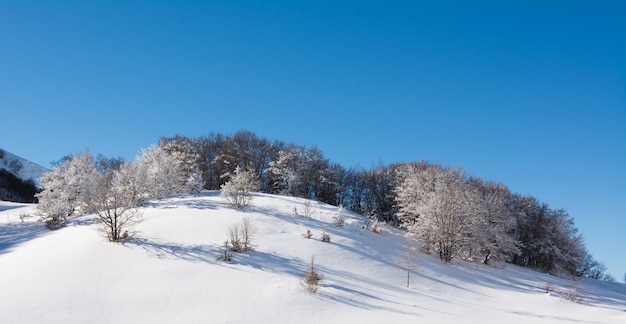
xmin=0 ymin=148 xmax=48 ymax=202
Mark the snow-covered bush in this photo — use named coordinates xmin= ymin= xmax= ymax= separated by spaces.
xmin=304 ymin=229 xmax=313 ymax=239
xmin=321 ymin=232 xmax=331 ymax=243
xmin=221 ymin=166 xmax=260 ymax=209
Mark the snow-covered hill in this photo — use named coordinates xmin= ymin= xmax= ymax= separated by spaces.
xmin=0 ymin=148 xmax=48 ymax=186
xmin=0 ymin=192 xmax=624 ymax=323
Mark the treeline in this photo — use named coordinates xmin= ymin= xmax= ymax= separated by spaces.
xmin=160 ymin=130 xmax=614 ymax=280
xmin=37 ymin=130 xmax=614 ymax=280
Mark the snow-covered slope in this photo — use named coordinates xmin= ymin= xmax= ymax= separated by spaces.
xmin=0 ymin=148 xmax=48 ymax=186
xmin=0 ymin=193 xmax=624 ymax=323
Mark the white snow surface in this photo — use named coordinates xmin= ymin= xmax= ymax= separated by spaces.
xmin=0 ymin=148 xmax=48 ymax=186
xmin=1 ymin=192 xmax=624 ymax=324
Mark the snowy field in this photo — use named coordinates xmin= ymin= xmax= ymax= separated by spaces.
xmin=1 ymin=192 xmax=624 ymax=323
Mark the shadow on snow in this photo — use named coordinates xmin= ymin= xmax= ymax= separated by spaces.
xmin=0 ymin=222 xmax=48 ymax=254
xmin=126 ymin=237 xmax=221 ymax=263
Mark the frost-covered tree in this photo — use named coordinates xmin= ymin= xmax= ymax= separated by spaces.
xmin=395 ymin=165 xmax=474 ymax=262
xmin=95 ymin=154 xmax=124 ymax=173
xmin=37 ymin=167 xmax=74 ymax=229
xmin=350 ymin=164 xmax=396 ymax=223
xmin=36 ymin=151 xmax=98 ymax=229
xmin=511 ymin=195 xmax=586 ymax=277
xmin=265 ymin=149 xmax=298 ymax=195
xmin=221 ymin=166 xmax=260 ymax=208
xmin=90 ymin=167 xmax=142 ymax=242
xmin=265 ymin=145 xmax=331 ymax=200
xmin=115 ymin=161 xmax=149 ymax=207
xmin=210 ymin=130 xmax=274 ymax=190
xmin=468 ymin=178 xmax=519 ymax=264
xmin=577 ymin=253 xmax=616 ymax=281
xmin=137 ymin=145 xmax=188 ymax=199
xmin=159 ymin=135 xmax=204 ymax=193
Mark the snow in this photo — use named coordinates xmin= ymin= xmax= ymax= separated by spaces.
xmin=0 ymin=148 xmax=48 ymax=186
xmin=1 ymin=192 xmax=624 ymax=323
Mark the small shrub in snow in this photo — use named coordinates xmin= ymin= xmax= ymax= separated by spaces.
xmin=45 ymin=217 xmax=64 ymax=230
xmin=303 ymin=200 xmax=316 ymax=218
xmin=321 ymin=232 xmax=331 ymax=243
xmin=305 ymin=229 xmax=313 ymax=239
xmin=369 ymin=220 xmax=388 ymax=235
xmin=302 ymin=256 xmax=322 ymax=294
xmin=18 ymin=213 xmax=31 ymax=223
xmin=217 ymin=241 xmax=233 ymax=262
xmin=334 ymin=205 xmax=345 ymax=227
xmin=544 ymin=280 xmax=554 ymax=294
xmin=227 ymin=217 xmax=256 ymax=253
xmin=561 ymin=284 xmax=584 ymax=304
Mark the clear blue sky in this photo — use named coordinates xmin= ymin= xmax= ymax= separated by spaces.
xmin=1 ymin=1 xmax=624 ymax=279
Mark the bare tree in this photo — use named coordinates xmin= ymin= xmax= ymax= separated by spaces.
xmin=397 ymin=234 xmax=418 ymax=287
xmin=240 ymin=217 xmax=257 ymax=252
xmin=303 ymin=199 xmax=316 ymax=217
xmin=227 ymin=217 xmax=257 ymax=252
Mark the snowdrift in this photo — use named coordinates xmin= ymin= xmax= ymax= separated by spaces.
xmin=0 ymin=193 xmax=624 ymax=323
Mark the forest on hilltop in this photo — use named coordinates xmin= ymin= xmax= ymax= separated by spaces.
xmin=35 ymin=130 xmax=616 ymax=281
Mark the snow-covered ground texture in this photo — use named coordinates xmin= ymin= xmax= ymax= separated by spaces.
xmin=0 ymin=148 xmax=48 ymax=185
xmin=1 ymin=192 xmax=624 ymax=324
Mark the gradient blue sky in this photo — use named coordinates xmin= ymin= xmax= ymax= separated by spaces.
xmin=1 ymin=1 xmax=624 ymax=279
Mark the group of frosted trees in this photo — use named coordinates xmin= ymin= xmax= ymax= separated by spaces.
xmin=36 ymin=145 xmax=202 ymax=241
xmin=172 ymin=131 xmax=612 ymax=279
xmin=36 ymin=130 xmax=613 ymax=279
xmin=393 ymin=162 xmax=586 ymax=276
